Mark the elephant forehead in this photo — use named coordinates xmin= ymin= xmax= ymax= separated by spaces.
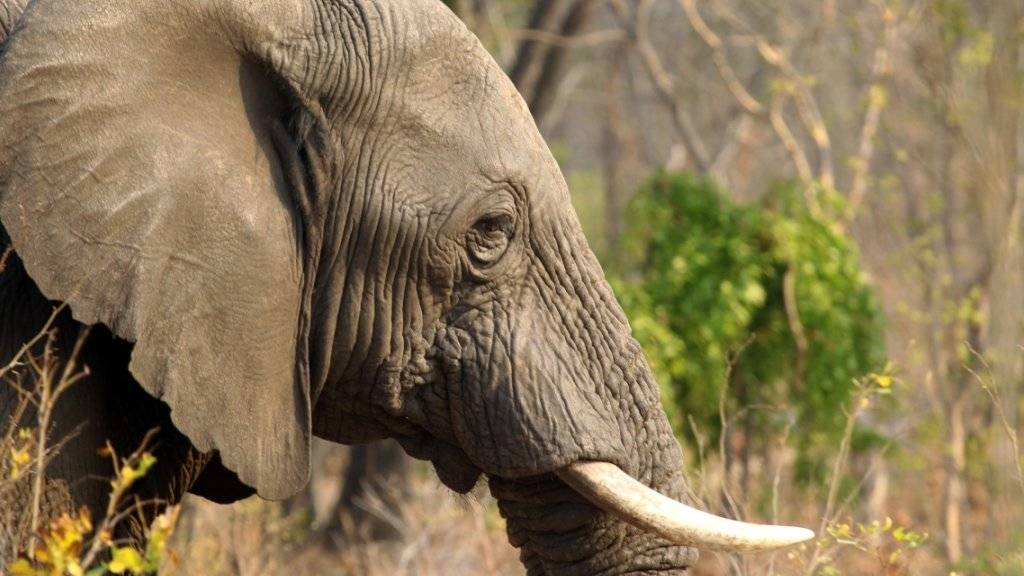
xmin=388 ymin=8 xmax=545 ymax=165
xmin=391 ymin=71 xmax=568 ymax=218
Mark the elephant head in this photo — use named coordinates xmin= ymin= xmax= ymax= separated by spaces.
xmin=0 ymin=0 xmax=810 ymax=573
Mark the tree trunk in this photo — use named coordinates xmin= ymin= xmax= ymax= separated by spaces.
xmin=326 ymin=439 xmax=410 ymax=543
xmin=944 ymin=389 xmax=967 ymax=565
xmin=526 ymin=0 xmax=596 ymax=124
xmin=983 ymin=0 xmax=1024 ymax=539
xmin=508 ymin=0 xmax=566 ymax=100
xmin=601 ymin=49 xmax=626 ymax=260
xmin=862 ymin=450 xmax=889 ymax=522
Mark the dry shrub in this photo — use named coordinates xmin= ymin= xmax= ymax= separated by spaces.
xmin=0 ymin=318 xmax=179 ymax=575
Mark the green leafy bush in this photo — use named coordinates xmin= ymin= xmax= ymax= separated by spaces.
xmin=614 ymin=172 xmax=885 ymax=483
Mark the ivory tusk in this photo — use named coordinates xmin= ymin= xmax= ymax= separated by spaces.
xmin=556 ymin=461 xmax=815 ymax=552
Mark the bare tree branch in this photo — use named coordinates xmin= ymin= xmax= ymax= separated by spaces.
xmin=505 ymin=27 xmax=624 ymax=49
xmin=612 ymin=0 xmax=711 ymax=172
xmin=678 ymin=0 xmax=763 ymax=116
xmin=845 ymin=4 xmax=897 ymax=223
xmin=768 ymin=93 xmax=814 ymax=184
xmin=755 ymin=38 xmax=834 ymax=189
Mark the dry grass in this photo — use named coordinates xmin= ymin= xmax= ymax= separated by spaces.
xmin=164 ymin=466 xmax=524 ymax=576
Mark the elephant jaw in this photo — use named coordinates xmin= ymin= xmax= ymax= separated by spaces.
xmin=556 ymin=461 xmax=815 ymax=552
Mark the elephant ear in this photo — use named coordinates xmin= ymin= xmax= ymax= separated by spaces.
xmin=0 ymin=0 xmax=315 ymax=498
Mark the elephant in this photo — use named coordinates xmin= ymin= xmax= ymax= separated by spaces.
xmin=0 ymin=0 xmax=811 ymax=573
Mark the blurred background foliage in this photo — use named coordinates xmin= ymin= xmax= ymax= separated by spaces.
xmin=612 ymin=172 xmax=886 ymax=485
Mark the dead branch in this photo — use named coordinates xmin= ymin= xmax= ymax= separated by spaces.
xmin=844 ymin=4 xmax=897 ymax=223
xmin=504 ymin=27 xmax=624 ymax=49
xmin=769 ymin=92 xmax=815 ymax=184
xmin=611 ymin=0 xmax=711 ymax=172
xmin=28 ymin=326 xmax=92 ymax=550
xmin=755 ymin=38 xmax=834 ymax=189
xmin=677 ymin=0 xmax=763 ymax=116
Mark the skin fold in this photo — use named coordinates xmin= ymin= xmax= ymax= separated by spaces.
xmin=0 ymin=0 xmax=698 ymax=573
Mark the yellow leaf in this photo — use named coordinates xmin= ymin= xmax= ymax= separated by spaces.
xmin=77 ymin=507 xmax=93 ymax=532
xmin=32 ymin=547 xmax=50 ymax=563
xmin=138 ymin=452 xmax=157 ymax=473
xmin=8 ymin=558 xmax=40 ymax=576
xmin=812 ymin=125 xmax=829 ymax=145
xmin=68 ymin=561 xmax=84 ymax=576
xmin=868 ymin=85 xmax=889 ymax=108
xmin=11 ymin=447 xmax=31 ymax=466
xmin=120 ymin=465 xmax=138 ymax=482
xmin=108 ymin=547 xmax=144 ymax=575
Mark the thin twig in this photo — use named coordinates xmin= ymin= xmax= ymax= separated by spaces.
xmin=505 ymin=27 xmax=624 ymax=48
xmin=28 ymin=327 xmax=92 ymax=551
xmin=687 ymin=415 xmax=710 ymax=503
xmin=717 ymin=335 xmax=755 ymax=524
xmin=769 ymin=93 xmax=815 ymax=184
xmin=677 ymin=0 xmax=763 ymax=116
xmin=0 ymin=247 xmax=11 ymax=274
xmin=783 ymin=264 xmax=809 ymax=388
xmin=0 ymin=304 xmax=66 ymax=384
xmin=844 ymin=4 xmax=896 ymax=223
xmin=767 ymin=423 xmax=793 ymax=576
xmin=80 ymin=428 xmax=162 ymax=569
xmin=964 ymin=343 xmax=1024 ymax=496
xmin=804 ymin=386 xmax=870 ymax=576
xmin=754 ymin=39 xmax=834 ymax=190
xmin=27 ymin=332 xmax=57 ymax=550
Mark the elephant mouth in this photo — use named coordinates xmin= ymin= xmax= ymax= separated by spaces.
xmin=555 ymin=461 xmax=815 ymax=552
xmin=402 ymin=437 xmax=813 ymax=553
xmin=490 ymin=461 xmax=808 ymax=576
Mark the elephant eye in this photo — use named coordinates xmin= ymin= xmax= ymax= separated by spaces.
xmin=467 ymin=213 xmax=514 ymax=267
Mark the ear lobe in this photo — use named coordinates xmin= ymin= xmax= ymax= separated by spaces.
xmin=0 ymin=0 xmax=313 ymax=498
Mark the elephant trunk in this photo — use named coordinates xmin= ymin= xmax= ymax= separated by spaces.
xmin=484 ymin=218 xmax=811 ymax=574
xmin=482 ymin=254 xmax=700 ymax=574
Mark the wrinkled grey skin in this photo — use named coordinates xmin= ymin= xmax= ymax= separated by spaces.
xmin=0 ymin=0 xmax=696 ymax=573
xmin=0 ymin=0 xmax=22 ymax=38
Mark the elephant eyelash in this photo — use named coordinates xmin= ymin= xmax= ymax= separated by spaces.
xmin=467 ymin=213 xmax=515 ymax=268
xmin=472 ymin=213 xmax=514 ymax=237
